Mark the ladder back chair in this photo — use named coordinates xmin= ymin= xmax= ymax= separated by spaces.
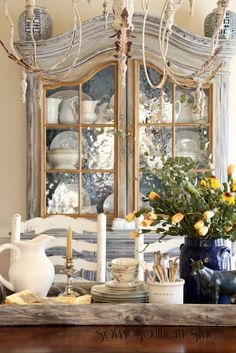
xmin=11 ymin=213 xmax=106 ymax=282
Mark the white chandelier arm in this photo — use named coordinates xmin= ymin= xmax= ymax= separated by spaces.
xmin=2 ymin=0 xmax=82 ymax=75
xmin=141 ymin=0 xmax=168 ymax=90
xmin=210 ymin=1 xmax=229 ymax=56
xmin=189 ymin=0 xmax=194 ymax=16
xmin=61 ymin=0 xmax=82 ymax=79
xmin=4 ymin=0 xmax=21 ymax=60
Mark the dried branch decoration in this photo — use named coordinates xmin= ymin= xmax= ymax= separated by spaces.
xmin=1 ymin=0 xmax=83 ymax=101
xmin=113 ymin=8 xmax=132 ymax=87
xmin=141 ymin=0 xmax=228 ymax=90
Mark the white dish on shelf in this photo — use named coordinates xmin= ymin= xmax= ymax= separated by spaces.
xmin=167 ymin=130 xmax=201 ymax=161
xmin=47 ymin=182 xmax=91 ymax=214
xmin=50 ymin=131 xmax=78 ymax=150
xmin=103 ymin=193 xmax=114 ymax=213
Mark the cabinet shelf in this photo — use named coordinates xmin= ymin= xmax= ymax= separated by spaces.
xmin=46 ymin=169 xmax=115 ymax=173
xmin=45 ymin=123 xmax=115 ymax=128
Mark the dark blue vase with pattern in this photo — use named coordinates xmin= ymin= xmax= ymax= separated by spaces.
xmin=179 ymin=238 xmax=231 ymax=304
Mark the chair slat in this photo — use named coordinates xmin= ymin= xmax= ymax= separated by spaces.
xmin=51 ymin=238 xmax=97 ymax=253
xmin=50 ymin=256 xmax=98 ymax=271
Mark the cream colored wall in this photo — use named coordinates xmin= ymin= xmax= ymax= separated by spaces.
xmin=0 ymin=0 xmax=236 ymax=230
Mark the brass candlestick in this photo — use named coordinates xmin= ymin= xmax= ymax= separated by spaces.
xmin=60 ymin=257 xmax=79 ymax=297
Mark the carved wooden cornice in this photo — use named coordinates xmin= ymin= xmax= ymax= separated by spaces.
xmin=14 ymin=13 xmax=236 ymax=73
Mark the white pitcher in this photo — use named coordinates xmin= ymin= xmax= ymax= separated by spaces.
xmin=82 ymin=100 xmax=100 ymax=123
xmin=46 ymin=98 xmax=62 ymax=124
xmin=0 ymin=234 xmax=55 ymax=296
xmin=150 ymin=99 xmax=181 ymax=123
xmin=59 ymin=96 xmax=78 ymax=124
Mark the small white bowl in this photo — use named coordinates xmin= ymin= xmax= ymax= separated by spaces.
xmin=47 ymin=149 xmax=78 ymax=169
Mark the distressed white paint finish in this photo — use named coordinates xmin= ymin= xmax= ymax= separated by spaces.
xmin=14 ymin=13 xmax=236 ymax=217
xmin=10 ymin=214 xmax=106 ymax=282
xmin=112 ymin=0 xmax=136 ymax=31
xmin=18 ymin=215 xmax=98 ymax=234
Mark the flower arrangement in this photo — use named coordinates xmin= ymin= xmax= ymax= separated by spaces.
xmin=126 ymin=157 xmax=236 ymax=241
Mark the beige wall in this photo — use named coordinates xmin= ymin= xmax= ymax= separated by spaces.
xmin=0 ymin=0 xmax=236 ymax=228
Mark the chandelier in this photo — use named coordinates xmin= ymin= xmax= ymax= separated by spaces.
xmin=0 ymin=0 xmax=231 ymax=115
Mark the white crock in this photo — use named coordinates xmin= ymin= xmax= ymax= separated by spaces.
xmin=147 ymin=278 xmax=185 ymax=304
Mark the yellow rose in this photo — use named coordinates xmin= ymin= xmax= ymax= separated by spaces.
xmin=146 ymin=212 xmax=157 ymax=221
xmin=222 ymin=192 xmax=235 ymax=206
xmin=224 ymin=226 xmax=233 ymax=233
xmin=227 ymin=164 xmax=235 ymax=177
xmin=125 ymin=212 xmax=136 ymax=222
xmin=171 ymin=213 xmax=184 ymax=224
xmin=231 ymin=180 xmax=236 ymax=192
xmin=149 ymin=191 xmax=160 ymax=201
xmin=198 ymin=226 xmax=209 ymax=237
xmin=141 ymin=219 xmax=153 ymax=227
xmin=129 ymin=231 xmax=140 ymax=239
xmin=194 ymin=220 xmax=205 ymax=230
xmin=200 ymin=179 xmax=207 ymax=187
xmin=209 ymin=176 xmax=221 ymax=189
xmin=203 ymin=210 xmax=215 ymax=220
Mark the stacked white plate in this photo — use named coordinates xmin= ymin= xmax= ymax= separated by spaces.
xmin=91 ymin=281 xmax=149 ymax=303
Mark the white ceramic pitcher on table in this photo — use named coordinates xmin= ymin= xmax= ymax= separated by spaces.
xmin=0 ymin=234 xmax=55 ymax=296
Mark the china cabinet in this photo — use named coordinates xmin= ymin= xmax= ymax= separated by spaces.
xmin=15 ymin=13 xmax=236 ymax=219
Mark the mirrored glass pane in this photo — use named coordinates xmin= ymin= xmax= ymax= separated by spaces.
xmin=82 ymin=173 xmax=114 ymax=214
xmin=46 ymin=129 xmax=78 ymax=169
xmin=46 ymin=86 xmax=79 ymax=124
xmin=175 ymin=127 xmax=209 ymax=166
xmin=139 ymin=127 xmax=172 ymax=169
xmin=82 ymin=128 xmax=114 ymax=170
xmin=139 ymin=65 xmax=173 ymax=124
xmin=46 ymin=173 xmax=78 ymax=214
xmin=176 ymin=87 xmax=209 ymax=123
xmin=82 ymin=66 xmax=115 ymax=124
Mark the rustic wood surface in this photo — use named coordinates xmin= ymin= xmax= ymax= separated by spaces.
xmin=0 ymin=325 xmax=236 ymax=353
xmin=0 ymin=303 xmax=235 ymax=327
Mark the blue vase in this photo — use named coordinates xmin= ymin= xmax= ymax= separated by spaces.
xmin=179 ymin=238 xmax=231 ymax=304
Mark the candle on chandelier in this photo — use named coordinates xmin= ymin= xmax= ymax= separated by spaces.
xmin=66 ymin=227 xmax=72 ymax=259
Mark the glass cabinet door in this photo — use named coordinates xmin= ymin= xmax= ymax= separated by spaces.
xmin=40 ymin=61 xmax=212 ymax=218
xmin=41 ymin=64 xmax=118 ymax=217
xmin=133 ymin=63 xmax=212 ymax=210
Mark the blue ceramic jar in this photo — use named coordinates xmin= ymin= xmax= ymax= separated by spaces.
xmin=18 ymin=6 xmax=52 ymax=41
xmin=179 ymin=238 xmax=231 ymax=304
xmin=204 ymin=9 xmax=236 ymax=40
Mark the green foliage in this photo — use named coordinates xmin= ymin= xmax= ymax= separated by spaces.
xmin=135 ymin=157 xmax=236 ymax=241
